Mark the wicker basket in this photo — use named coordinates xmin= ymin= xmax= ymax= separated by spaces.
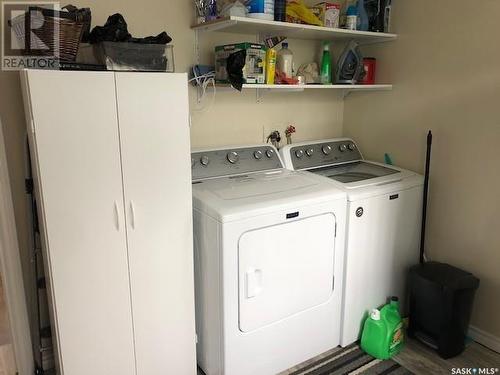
xmin=9 ymin=7 xmax=87 ymax=62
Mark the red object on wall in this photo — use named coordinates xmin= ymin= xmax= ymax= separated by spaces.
xmin=361 ymin=57 xmax=377 ymax=84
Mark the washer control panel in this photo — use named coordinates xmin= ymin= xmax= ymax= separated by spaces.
xmin=289 ymin=140 xmax=362 ymax=170
xmin=192 ymin=145 xmax=283 ymax=181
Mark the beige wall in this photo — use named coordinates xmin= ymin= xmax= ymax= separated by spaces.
xmin=344 ymin=0 xmax=500 ymax=337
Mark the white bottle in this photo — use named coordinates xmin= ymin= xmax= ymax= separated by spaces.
xmin=345 ymin=5 xmax=358 ymax=30
xmin=276 ymin=42 xmax=293 ymax=79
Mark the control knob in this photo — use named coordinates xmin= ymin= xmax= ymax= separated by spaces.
xmin=322 ymin=145 xmax=332 ymax=155
xmin=227 ymin=151 xmax=239 ymax=164
xmin=266 ymin=149 xmax=275 ymax=158
xmin=254 ymin=150 xmax=263 ymax=159
xmin=200 ymin=155 xmax=209 ymax=166
xmin=295 ymin=149 xmax=304 ymax=158
xmin=339 ymin=144 xmax=348 ymax=152
xmin=348 ymin=143 xmax=356 ymax=151
xmin=306 ymin=148 xmax=314 ymax=157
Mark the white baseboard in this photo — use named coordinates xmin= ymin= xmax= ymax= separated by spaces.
xmin=469 ymin=325 xmax=500 ymax=353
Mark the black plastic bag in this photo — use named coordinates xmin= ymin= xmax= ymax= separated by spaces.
xmin=227 ymin=50 xmax=246 ymax=91
xmin=129 ymin=32 xmax=171 ymax=44
xmin=88 ymin=13 xmax=172 ymax=45
xmin=89 ymin=13 xmax=131 ymax=43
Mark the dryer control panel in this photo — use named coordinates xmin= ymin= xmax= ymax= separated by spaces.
xmin=192 ymin=145 xmax=283 ymax=181
xmin=288 ymin=140 xmax=362 ymax=170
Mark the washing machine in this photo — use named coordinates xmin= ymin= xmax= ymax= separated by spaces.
xmin=191 ymin=144 xmax=347 ymax=375
xmin=280 ymin=138 xmax=423 ymax=347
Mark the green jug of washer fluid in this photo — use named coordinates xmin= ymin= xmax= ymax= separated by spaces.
xmin=360 ymin=296 xmax=404 ymax=359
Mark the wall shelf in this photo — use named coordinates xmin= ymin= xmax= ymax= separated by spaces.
xmin=215 ymin=84 xmax=392 ymax=102
xmin=192 ymin=16 xmax=397 ymax=44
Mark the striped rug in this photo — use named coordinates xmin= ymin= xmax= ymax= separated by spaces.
xmin=286 ymin=344 xmax=413 ymax=375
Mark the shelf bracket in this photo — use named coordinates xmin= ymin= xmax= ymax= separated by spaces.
xmin=256 ymin=88 xmax=263 ymax=103
xmin=193 ymin=29 xmax=202 ymax=104
xmin=255 ymin=32 xmax=264 ymax=103
xmin=194 ymin=29 xmax=200 ymax=65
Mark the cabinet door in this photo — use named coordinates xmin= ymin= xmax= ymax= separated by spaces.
xmin=115 ymin=73 xmax=196 ymax=375
xmin=24 ymin=71 xmax=136 ymax=374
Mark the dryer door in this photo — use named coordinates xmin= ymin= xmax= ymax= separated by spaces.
xmin=238 ymin=213 xmax=336 ymax=333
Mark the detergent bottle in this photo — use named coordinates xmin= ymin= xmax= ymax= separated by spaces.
xmin=360 ymin=296 xmax=404 ymax=359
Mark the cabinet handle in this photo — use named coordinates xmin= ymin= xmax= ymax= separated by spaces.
xmin=113 ymin=201 xmax=120 ymax=231
xmin=130 ymin=201 xmax=136 ymax=229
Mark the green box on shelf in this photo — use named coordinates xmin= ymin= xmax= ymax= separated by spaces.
xmin=215 ymin=42 xmax=266 ymax=84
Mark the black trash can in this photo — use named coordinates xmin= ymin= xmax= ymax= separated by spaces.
xmin=408 ymin=262 xmax=480 ymax=359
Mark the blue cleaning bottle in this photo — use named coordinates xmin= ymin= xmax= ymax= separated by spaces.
xmin=357 ymin=0 xmax=369 ymax=31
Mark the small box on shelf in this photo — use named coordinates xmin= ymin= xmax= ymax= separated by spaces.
xmin=215 ymin=42 xmax=266 ymax=84
xmin=310 ymin=2 xmax=341 ymax=28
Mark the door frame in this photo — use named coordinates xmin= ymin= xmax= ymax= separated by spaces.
xmin=0 ymin=119 xmax=34 ymax=374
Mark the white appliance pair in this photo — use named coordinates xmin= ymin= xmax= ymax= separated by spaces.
xmin=192 ymin=139 xmax=423 ymax=375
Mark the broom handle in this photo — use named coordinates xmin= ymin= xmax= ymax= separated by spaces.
xmin=419 ymin=130 xmax=432 ymax=264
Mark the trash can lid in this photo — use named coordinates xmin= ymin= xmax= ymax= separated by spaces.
xmin=410 ymin=262 xmax=480 ymax=290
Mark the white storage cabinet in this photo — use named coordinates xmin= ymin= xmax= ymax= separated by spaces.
xmin=21 ymin=70 xmax=196 ymax=375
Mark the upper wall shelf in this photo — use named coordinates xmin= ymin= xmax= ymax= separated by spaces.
xmin=191 ymin=16 xmax=397 ymax=44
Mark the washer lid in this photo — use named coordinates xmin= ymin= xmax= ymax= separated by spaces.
xmin=307 ymin=161 xmax=423 ymax=202
xmin=192 ymin=169 xmax=346 ymax=222
xmin=312 ymin=161 xmax=400 ymax=183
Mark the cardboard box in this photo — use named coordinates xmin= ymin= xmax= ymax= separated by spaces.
xmin=311 ymin=2 xmax=341 ymax=28
xmin=214 ymin=43 xmax=266 ymax=84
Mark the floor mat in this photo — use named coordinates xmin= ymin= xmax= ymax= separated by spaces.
xmin=287 ymin=344 xmax=414 ymax=375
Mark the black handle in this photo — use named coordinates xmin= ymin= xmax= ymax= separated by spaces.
xmin=419 ymin=130 xmax=432 ymax=263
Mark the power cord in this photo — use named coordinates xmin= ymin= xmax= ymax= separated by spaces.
xmin=189 ymin=65 xmax=216 ymax=111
